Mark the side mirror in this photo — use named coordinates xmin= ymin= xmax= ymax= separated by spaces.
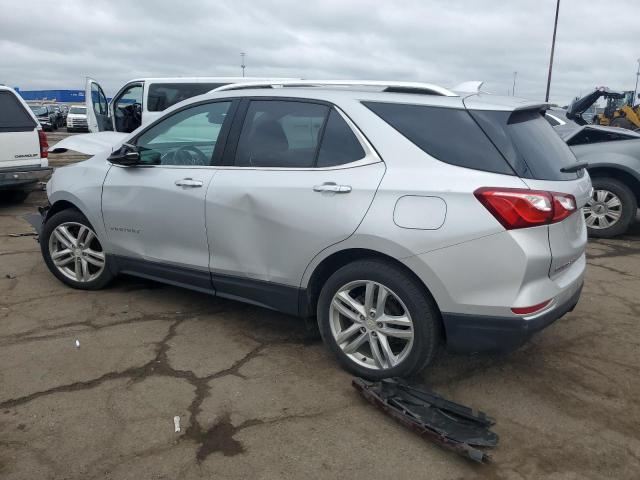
xmin=108 ymin=146 xmax=140 ymax=166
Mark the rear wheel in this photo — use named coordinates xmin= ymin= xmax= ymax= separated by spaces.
xmin=583 ymin=177 xmax=637 ymax=238
xmin=41 ymin=209 xmax=114 ymax=289
xmin=317 ymin=259 xmax=440 ymax=379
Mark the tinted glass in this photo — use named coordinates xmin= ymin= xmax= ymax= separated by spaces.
xmin=0 ymin=92 xmax=37 ymax=130
xmin=147 ymin=83 xmax=226 ymax=112
xmin=91 ymin=83 xmax=108 ymax=115
xmin=236 ymin=100 xmax=329 ymax=168
xmin=317 ymin=109 xmax=365 ymax=167
xmin=363 ymin=102 xmax=513 ymax=175
xmin=135 ymin=101 xmax=231 ymax=166
xmin=69 ymin=107 xmax=86 ymax=114
xmin=470 ymin=109 xmax=580 ymax=180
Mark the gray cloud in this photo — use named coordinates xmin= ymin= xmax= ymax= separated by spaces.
xmin=1 ymin=0 xmax=638 ymax=105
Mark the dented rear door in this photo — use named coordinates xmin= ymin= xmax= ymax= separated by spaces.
xmin=205 ymin=99 xmax=385 ymax=306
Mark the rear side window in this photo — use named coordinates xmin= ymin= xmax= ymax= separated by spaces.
xmin=235 ymin=100 xmax=329 ymax=168
xmin=0 ymin=91 xmax=37 ymax=131
xmin=147 ymin=83 xmax=226 ymax=111
xmin=317 ymin=110 xmax=365 ymax=167
xmin=470 ymin=109 xmax=579 ymax=180
xmin=363 ymin=102 xmax=513 ymax=175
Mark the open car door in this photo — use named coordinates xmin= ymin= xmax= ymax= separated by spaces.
xmin=85 ymin=78 xmax=111 ymax=132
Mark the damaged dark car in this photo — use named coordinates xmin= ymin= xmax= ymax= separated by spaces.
xmin=546 ymin=108 xmax=640 ymax=237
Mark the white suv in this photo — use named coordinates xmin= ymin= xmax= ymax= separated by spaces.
xmin=66 ymin=105 xmax=88 ymax=132
xmin=42 ymin=80 xmax=589 ymax=378
xmin=0 ymin=85 xmax=51 ymax=202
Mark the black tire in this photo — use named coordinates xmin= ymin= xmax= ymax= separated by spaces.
xmin=317 ymin=259 xmax=440 ymax=379
xmin=586 ymin=177 xmax=637 ymax=238
xmin=66 ymin=128 xmax=73 ymax=133
xmin=41 ymin=209 xmax=115 ymax=290
xmin=610 ymin=117 xmax=635 ymax=130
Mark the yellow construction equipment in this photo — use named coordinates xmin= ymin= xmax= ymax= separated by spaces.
xmin=567 ymin=87 xmax=640 ymax=131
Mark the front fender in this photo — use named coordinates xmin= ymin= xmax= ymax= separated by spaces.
xmin=46 ymin=154 xmax=112 ymax=251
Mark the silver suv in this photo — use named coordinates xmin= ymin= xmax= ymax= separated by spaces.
xmin=41 ymin=80 xmax=590 ymax=379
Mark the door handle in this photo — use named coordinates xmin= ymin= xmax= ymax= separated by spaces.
xmin=313 ymin=182 xmax=352 ymax=193
xmin=175 ymin=178 xmax=203 ymax=188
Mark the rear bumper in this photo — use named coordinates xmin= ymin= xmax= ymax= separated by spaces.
xmin=442 ymin=281 xmax=583 ymax=354
xmin=0 ymin=166 xmax=52 ymax=190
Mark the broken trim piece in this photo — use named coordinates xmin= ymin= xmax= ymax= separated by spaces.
xmin=352 ymin=377 xmax=498 ymax=463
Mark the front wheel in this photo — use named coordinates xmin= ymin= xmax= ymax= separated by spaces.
xmin=583 ymin=177 xmax=637 ymax=238
xmin=317 ymin=259 xmax=440 ymax=379
xmin=41 ymin=209 xmax=114 ymax=289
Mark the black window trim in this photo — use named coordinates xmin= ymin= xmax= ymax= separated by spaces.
xmin=124 ymin=97 xmax=240 ymax=168
xmin=222 ymin=96 xmax=378 ymax=170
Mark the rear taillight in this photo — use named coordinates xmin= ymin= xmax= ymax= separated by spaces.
xmin=38 ymin=130 xmax=48 ymax=159
xmin=474 ymin=187 xmax=576 ymax=229
xmin=551 ymin=193 xmax=576 ymax=222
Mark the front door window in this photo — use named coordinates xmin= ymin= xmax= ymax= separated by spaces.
xmin=135 ymin=101 xmax=232 ymax=166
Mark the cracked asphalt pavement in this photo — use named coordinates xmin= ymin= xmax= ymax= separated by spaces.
xmin=1 ymin=173 xmax=640 ymax=478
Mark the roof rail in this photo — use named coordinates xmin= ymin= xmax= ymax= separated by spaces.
xmin=211 ymin=80 xmax=458 ymax=97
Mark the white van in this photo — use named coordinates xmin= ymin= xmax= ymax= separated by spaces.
xmin=85 ymin=77 xmax=295 ymax=133
xmin=0 ymin=85 xmax=51 ymax=202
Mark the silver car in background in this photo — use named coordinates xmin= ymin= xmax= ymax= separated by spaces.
xmin=41 ymin=80 xmax=590 ymax=378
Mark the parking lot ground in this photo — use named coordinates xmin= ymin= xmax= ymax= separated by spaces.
xmin=1 ymin=152 xmax=640 ymax=478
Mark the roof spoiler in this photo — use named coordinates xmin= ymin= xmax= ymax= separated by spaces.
xmin=452 ymin=81 xmax=484 ymax=93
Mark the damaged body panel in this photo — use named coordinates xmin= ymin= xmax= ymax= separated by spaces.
xmin=353 ymin=377 xmax=498 ymax=463
xmin=49 ymin=131 xmax=128 ymax=155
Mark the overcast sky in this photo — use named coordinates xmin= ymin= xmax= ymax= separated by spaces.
xmin=1 ymin=0 xmax=638 ymax=105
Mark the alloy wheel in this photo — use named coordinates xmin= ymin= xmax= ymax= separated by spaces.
xmin=48 ymin=222 xmax=105 ymax=282
xmin=329 ymin=280 xmax=414 ymax=370
xmin=582 ymin=189 xmax=622 ymax=230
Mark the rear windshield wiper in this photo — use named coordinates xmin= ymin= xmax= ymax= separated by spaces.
xmin=560 ymin=162 xmax=588 ymax=173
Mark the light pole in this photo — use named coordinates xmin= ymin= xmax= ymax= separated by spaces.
xmin=241 ymin=52 xmax=246 ymax=78
xmin=545 ymin=0 xmax=561 ymax=102
xmin=512 ymin=71 xmax=518 ymax=96
xmin=634 ymin=58 xmax=639 ymax=106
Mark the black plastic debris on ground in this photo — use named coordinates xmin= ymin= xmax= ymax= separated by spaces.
xmin=353 ymin=377 xmax=498 ymax=463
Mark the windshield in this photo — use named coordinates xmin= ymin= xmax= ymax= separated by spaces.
xmin=69 ymin=107 xmax=86 ymax=114
xmin=30 ymin=106 xmax=47 ymax=115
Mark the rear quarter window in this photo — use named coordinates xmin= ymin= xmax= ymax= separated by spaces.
xmin=469 ymin=109 xmax=580 ymax=181
xmin=0 ymin=91 xmax=37 ymax=131
xmin=363 ymin=102 xmax=514 ymax=175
